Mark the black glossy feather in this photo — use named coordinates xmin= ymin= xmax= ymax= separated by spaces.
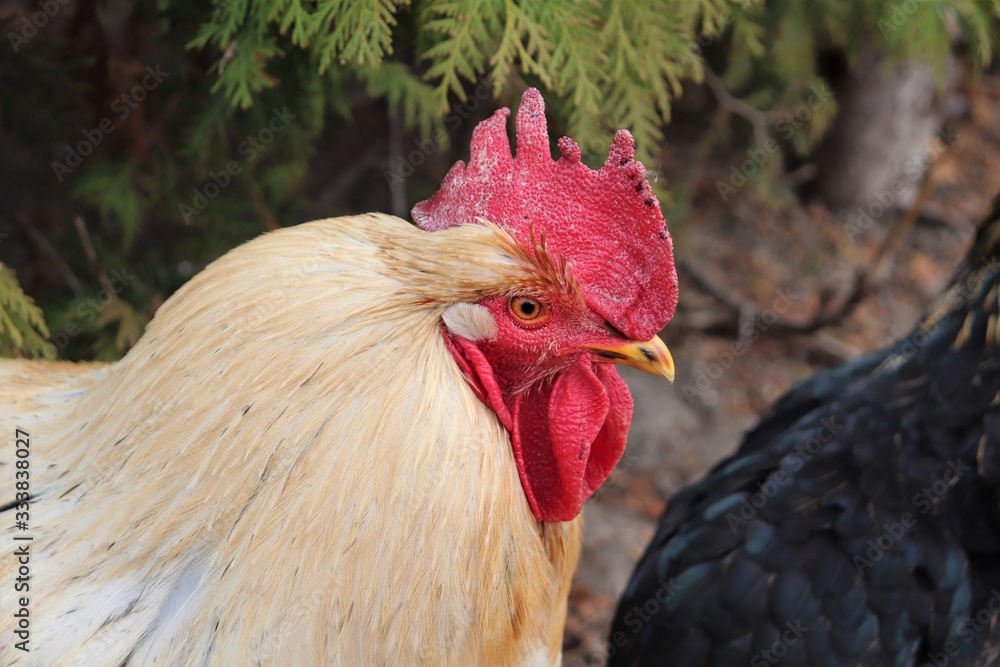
xmin=608 ymin=199 xmax=1000 ymax=667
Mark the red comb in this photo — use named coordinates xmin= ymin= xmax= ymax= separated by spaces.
xmin=412 ymin=88 xmax=677 ymax=341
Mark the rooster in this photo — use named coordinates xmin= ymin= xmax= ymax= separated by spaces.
xmin=0 ymin=89 xmax=677 ymax=666
xmin=608 ymin=200 xmax=1000 ymax=666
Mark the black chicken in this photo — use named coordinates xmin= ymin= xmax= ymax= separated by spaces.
xmin=608 ymin=200 xmax=1000 ymax=667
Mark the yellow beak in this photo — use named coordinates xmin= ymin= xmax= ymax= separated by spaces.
xmin=581 ymin=334 xmax=675 ymax=382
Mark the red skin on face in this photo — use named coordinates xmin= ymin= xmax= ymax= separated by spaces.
xmin=444 ymin=294 xmax=634 ymax=523
xmin=417 ymin=89 xmax=678 ymax=523
xmin=413 ymin=89 xmax=678 ymax=341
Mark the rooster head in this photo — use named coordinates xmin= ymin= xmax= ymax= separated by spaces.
xmin=413 ymin=88 xmax=678 ymax=523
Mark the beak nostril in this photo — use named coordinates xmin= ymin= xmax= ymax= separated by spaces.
xmin=579 ymin=334 xmax=673 ymax=381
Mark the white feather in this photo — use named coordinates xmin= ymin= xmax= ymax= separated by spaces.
xmin=442 ymin=302 xmax=498 ymax=341
xmin=0 ymin=215 xmax=580 ymax=666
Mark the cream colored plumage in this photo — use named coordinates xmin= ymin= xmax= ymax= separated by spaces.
xmin=1 ymin=214 xmax=580 ymax=666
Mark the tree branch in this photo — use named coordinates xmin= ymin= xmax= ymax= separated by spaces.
xmin=702 ymin=69 xmax=782 ymax=148
xmin=9 ymin=211 xmax=84 ymax=298
xmin=72 ymin=215 xmax=114 ymax=294
xmin=677 ymin=257 xmax=871 ymax=337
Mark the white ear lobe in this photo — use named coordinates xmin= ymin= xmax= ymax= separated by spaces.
xmin=443 ymin=303 xmax=498 ymax=342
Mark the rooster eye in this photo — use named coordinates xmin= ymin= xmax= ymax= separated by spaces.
xmin=509 ymin=296 xmax=549 ymax=327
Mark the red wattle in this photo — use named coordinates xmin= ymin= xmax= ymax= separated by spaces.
xmin=444 ymin=334 xmax=512 ymax=429
xmin=581 ymin=364 xmax=633 ymax=498
xmin=512 ymin=356 xmax=607 ymax=521
xmin=445 ymin=330 xmax=633 ymax=523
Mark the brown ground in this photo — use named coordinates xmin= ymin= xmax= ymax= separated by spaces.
xmin=562 ymin=69 xmax=1000 ymax=666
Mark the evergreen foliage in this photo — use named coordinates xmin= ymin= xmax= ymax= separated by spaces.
xmin=0 ymin=263 xmax=54 ymax=359
xmin=2 ymin=0 xmax=999 ymax=359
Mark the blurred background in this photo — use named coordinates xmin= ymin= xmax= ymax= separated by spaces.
xmin=2 ymin=1 xmax=1000 ymax=663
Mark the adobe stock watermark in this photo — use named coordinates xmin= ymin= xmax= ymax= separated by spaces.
xmin=751 ymin=620 xmax=808 ymax=666
xmin=773 ymin=83 xmax=833 ymax=140
xmin=681 ymin=287 xmax=802 ymax=403
xmin=877 ymin=257 xmax=1000 ymax=373
xmin=912 ymin=459 xmax=968 ymax=513
xmin=178 ymin=107 xmax=297 ymax=223
xmin=716 ymin=83 xmax=832 ymax=202
xmin=595 ymin=450 xmax=641 ymax=494
xmin=383 ymin=77 xmax=494 ymax=187
xmin=923 ymin=588 xmax=1000 ymax=667
xmin=853 ymin=458 xmax=969 ymax=575
xmin=600 ymin=577 xmax=680 ymax=664
xmin=724 ymin=416 xmax=844 ymax=532
xmin=717 ymin=137 xmax=783 ymax=202
xmin=7 ymin=0 xmax=72 ymax=53
xmin=843 ymin=125 xmax=958 ymax=243
xmin=877 ymin=0 xmax=930 ymax=39
xmin=45 ymin=266 xmax=136 ymax=354
xmin=51 ymin=65 xmax=170 ymax=182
